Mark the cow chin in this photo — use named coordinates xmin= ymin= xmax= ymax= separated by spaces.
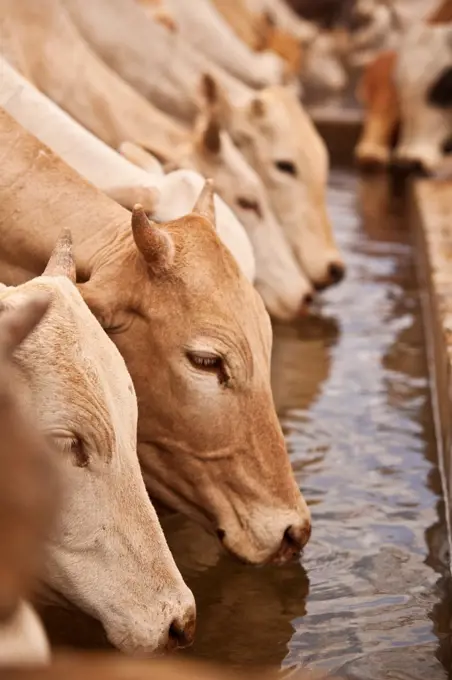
xmin=139 ymin=442 xmax=311 ymax=566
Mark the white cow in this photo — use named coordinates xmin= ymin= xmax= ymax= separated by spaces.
xmin=395 ymin=22 xmax=452 ymax=172
xmin=0 ymin=56 xmax=255 ymax=284
xmin=161 ymin=0 xmax=287 ymax=89
xmin=0 ymin=58 xmax=316 ymax=319
xmin=61 ymin=0 xmax=346 ymax=290
xmin=0 ymin=233 xmax=196 ymax=655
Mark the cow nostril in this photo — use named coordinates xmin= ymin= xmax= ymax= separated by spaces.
xmin=216 ymin=528 xmax=226 ymax=542
xmin=284 ymin=523 xmax=311 ymax=551
xmin=299 ymin=292 xmax=314 ymax=316
xmin=168 ymin=614 xmax=196 ymax=650
xmin=328 ymin=262 xmax=345 ymax=285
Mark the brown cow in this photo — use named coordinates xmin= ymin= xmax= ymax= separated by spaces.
xmin=0 ymin=108 xmax=311 ymax=566
xmin=0 ymin=291 xmax=57 ymax=666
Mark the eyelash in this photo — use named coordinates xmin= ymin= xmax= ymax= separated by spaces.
xmin=275 ymin=160 xmax=298 ymax=177
xmin=56 ymin=437 xmax=89 ymax=468
xmin=187 ymin=352 xmax=229 ymax=385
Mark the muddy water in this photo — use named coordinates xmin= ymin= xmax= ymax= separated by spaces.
xmin=161 ymin=170 xmax=452 ymax=678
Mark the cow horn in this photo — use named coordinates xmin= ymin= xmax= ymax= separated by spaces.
xmin=131 ymin=204 xmax=174 ymax=272
xmin=192 ymin=179 xmax=216 ymax=228
xmin=43 ymin=229 xmax=76 ymax=283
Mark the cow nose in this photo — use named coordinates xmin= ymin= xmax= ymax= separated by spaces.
xmin=299 ymin=291 xmax=314 ymax=315
xmin=328 ymin=262 xmax=345 ymax=285
xmin=167 ymin=610 xmax=196 ymax=650
xmin=272 ymin=522 xmax=312 ymax=565
xmin=392 ymin=158 xmax=431 ymax=178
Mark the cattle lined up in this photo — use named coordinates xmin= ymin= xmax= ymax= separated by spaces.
xmin=355 ymin=0 xmax=452 ymax=174
xmin=0 ymin=0 xmax=437 ymax=676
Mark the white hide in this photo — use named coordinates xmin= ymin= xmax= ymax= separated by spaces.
xmin=4 ymin=275 xmax=195 ymax=656
xmin=0 ymin=601 xmax=50 ymax=667
xmin=226 ymin=87 xmax=345 ymax=287
xmin=163 ymin=0 xmax=286 ymax=88
xmin=0 ymin=58 xmax=255 ymax=282
xmin=62 ymin=0 xmax=261 ymax=122
xmin=60 ymin=0 xmax=343 ymax=288
xmin=395 ymin=23 xmax=452 ymax=171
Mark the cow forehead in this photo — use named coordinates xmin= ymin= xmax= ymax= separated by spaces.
xmin=11 ymin=279 xmax=136 ymax=431
xmin=261 ymin=90 xmax=327 ymax=166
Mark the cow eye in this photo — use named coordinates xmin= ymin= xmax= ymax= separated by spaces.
xmin=274 ymin=160 xmax=298 ymax=176
xmin=54 ymin=436 xmax=89 ymax=468
xmin=236 ymin=197 xmax=262 ymax=219
xmin=186 ymin=351 xmax=229 ymax=385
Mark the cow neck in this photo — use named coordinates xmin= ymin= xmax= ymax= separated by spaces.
xmin=0 ymin=108 xmax=131 ymax=285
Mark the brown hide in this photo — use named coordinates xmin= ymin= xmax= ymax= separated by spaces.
xmin=0 ymin=293 xmax=58 ymax=620
xmin=0 ymin=108 xmax=310 ymax=565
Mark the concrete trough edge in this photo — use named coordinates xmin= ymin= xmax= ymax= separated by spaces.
xmin=410 ymin=180 xmax=452 ymax=566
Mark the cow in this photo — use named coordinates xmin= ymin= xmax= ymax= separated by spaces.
xmin=0 ymin=231 xmax=196 ymax=654
xmin=0 ymin=108 xmax=311 ymax=566
xmin=0 ymin=57 xmax=313 ymax=320
xmin=355 ymin=0 xmax=452 ymax=170
xmin=0 ymin=292 xmax=56 ymax=666
xmin=58 ymin=0 xmax=346 ymax=289
xmin=394 ymin=20 xmax=452 ymax=173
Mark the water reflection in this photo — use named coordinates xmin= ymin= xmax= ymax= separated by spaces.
xmin=283 ymin=170 xmax=449 ymax=679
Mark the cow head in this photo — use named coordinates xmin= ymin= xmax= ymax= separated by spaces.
xmin=5 ymin=232 xmax=195 ymax=655
xmin=205 ymin=76 xmax=345 ymax=289
xmin=80 ymin=183 xmax=311 ymax=565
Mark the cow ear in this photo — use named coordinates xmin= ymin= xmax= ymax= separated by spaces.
xmin=249 ymin=97 xmax=266 ymax=119
xmin=199 ymin=114 xmax=222 ymax=155
xmin=199 ymin=74 xmax=234 ymax=128
xmin=43 ymin=229 xmax=76 ymax=283
xmin=427 ymin=66 xmax=452 ymax=107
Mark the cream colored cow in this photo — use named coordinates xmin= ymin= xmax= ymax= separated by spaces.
xmin=161 ymin=0 xmax=287 ymax=89
xmin=0 ymin=56 xmax=255 ymax=284
xmin=0 ymin=108 xmax=311 ymax=567
xmin=0 ymin=233 xmax=196 ymax=655
xmin=122 ymin=141 xmax=313 ymax=318
xmin=0 ymin=57 xmax=314 ymax=319
xmin=395 ymin=21 xmax=452 ymax=172
xmin=59 ymin=0 xmax=346 ymax=290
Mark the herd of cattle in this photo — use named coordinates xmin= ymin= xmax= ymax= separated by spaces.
xmin=355 ymin=0 xmax=452 ymax=174
xmin=0 ymin=0 xmax=446 ymax=678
